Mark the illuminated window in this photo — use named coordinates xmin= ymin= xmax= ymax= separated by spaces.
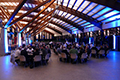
xmin=40 ymin=32 xmax=41 ymax=39
xmin=107 ymin=30 xmax=110 ymax=36
xmin=36 ymin=34 xmax=38 ymax=39
xmin=98 ymin=30 xmax=101 ymax=35
xmin=90 ymin=32 xmax=92 ymax=37
xmin=104 ymin=30 xmax=106 ymax=36
xmin=113 ymin=35 xmax=116 ymax=49
xmin=87 ymin=32 xmax=89 ymax=37
xmin=78 ymin=34 xmax=81 ymax=38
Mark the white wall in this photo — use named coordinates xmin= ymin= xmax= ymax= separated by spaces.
xmin=84 ymin=27 xmax=100 ymax=32
xmin=54 ymin=34 xmax=62 ymax=36
xmin=102 ymin=20 xmax=120 ymax=29
xmin=83 ymin=20 xmax=120 ymax=33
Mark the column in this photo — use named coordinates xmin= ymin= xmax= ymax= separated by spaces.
xmin=24 ymin=34 xmax=28 ymax=45
xmin=30 ymin=36 xmax=33 ymax=44
xmin=28 ymin=35 xmax=32 ymax=44
xmin=18 ymin=32 xmax=22 ymax=47
xmin=101 ymin=30 xmax=104 ymax=45
xmin=26 ymin=34 xmax=29 ymax=45
xmin=0 ymin=28 xmax=6 ymax=55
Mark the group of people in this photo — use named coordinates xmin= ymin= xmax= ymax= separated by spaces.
xmin=91 ymin=44 xmax=110 ymax=57
xmin=10 ymin=41 xmax=110 ymax=67
xmin=11 ymin=42 xmax=51 ymax=68
xmin=53 ymin=41 xmax=110 ymax=63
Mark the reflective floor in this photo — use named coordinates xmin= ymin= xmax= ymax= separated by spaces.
xmin=0 ymin=50 xmax=120 ymax=80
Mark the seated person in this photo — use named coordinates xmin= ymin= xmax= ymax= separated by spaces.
xmin=41 ymin=46 xmax=48 ymax=61
xmin=21 ymin=47 xmax=27 ymax=56
xmin=56 ymin=44 xmax=61 ymax=55
xmin=97 ymin=45 xmax=105 ymax=57
xmin=26 ymin=46 xmax=34 ymax=68
xmin=32 ymin=43 xmax=36 ymax=50
xmin=14 ymin=47 xmax=21 ymax=64
xmin=76 ymin=43 xmax=80 ymax=50
xmin=90 ymin=43 xmax=94 ymax=49
xmin=81 ymin=42 xmax=85 ymax=48
xmin=91 ymin=44 xmax=98 ymax=51
xmin=27 ymin=46 xmax=34 ymax=55
xmin=33 ymin=48 xmax=40 ymax=57
xmin=69 ymin=46 xmax=78 ymax=63
xmin=62 ymin=46 xmax=70 ymax=62
xmin=104 ymin=44 xmax=110 ymax=57
xmin=57 ymin=46 xmax=62 ymax=55
xmin=20 ymin=47 xmax=29 ymax=67
xmin=99 ymin=45 xmax=104 ymax=51
xmin=69 ymin=46 xmax=78 ymax=54
xmin=91 ymin=44 xmax=98 ymax=57
xmin=46 ymin=46 xmax=51 ymax=57
xmin=78 ymin=46 xmax=85 ymax=59
xmin=67 ymin=45 xmax=71 ymax=53
xmin=85 ymin=44 xmax=91 ymax=59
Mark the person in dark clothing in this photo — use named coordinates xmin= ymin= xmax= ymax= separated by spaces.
xmin=67 ymin=45 xmax=71 ymax=53
xmin=26 ymin=46 xmax=34 ymax=68
xmin=33 ymin=48 xmax=40 ymax=66
xmin=41 ymin=46 xmax=48 ymax=58
xmin=104 ymin=44 xmax=110 ymax=57
xmin=21 ymin=48 xmax=27 ymax=56
xmin=62 ymin=46 xmax=70 ymax=62
xmin=97 ymin=45 xmax=105 ymax=58
xmin=41 ymin=46 xmax=48 ymax=64
xmin=91 ymin=45 xmax=98 ymax=57
xmin=33 ymin=48 xmax=40 ymax=57
xmin=91 ymin=45 xmax=98 ymax=52
xmin=85 ymin=44 xmax=91 ymax=59
xmin=20 ymin=48 xmax=29 ymax=67
xmin=32 ymin=43 xmax=36 ymax=50
xmin=46 ymin=46 xmax=51 ymax=57
xmin=78 ymin=47 xmax=85 ymax=59
xmin=99 ymin=46 xmax=104 ymax=51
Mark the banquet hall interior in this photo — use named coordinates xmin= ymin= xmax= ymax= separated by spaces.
xmin=0 ymin=0 xmax=120 ymax=80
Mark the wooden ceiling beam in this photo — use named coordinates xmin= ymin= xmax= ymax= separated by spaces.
xmin=0 ymin=0 xmax=38 ymax=4
xmin=26 ymin=9 xmax=55 ymax=34
xmin=31 ymin=23 xmax=48 ymax=36
xmin=0 ymin=6 xmax=16 ymax=29
xmin=29 ymin=18 xmax=51 ymax=35
xmin=30 ymin=16 xmax=53 ymax=35
xmin=0 ymin=6 xmax=24 ymax=31
xmin=20 ymin=0 xmax=55 ymax=33
xmin=24 ymin=14 xmax=46 ymax=29
xmin=4 ymin=0 xmax=27 ymax=28
xmin=44 ymin=30 xmax=54 ymax=35
xmin=47 ymin=26 xmax=62 ymax=35
xmin=0 ymin=1 xmax=56 ymax=10
xmin=9 ymin=0 xmax=50 ymax=26
xmin=54 ymin=14 xmax=84 ymax=32
xmin=5 ymin=6 xmax=23 ymax=30
xmin=35 ymin=9 xmax=55 ymax=25
xmin=50 ymin=21 xmax=72 ymax=34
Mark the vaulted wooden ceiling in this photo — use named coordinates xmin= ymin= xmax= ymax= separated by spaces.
xmin=0 ymin=0 xmax=120 ymax=36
